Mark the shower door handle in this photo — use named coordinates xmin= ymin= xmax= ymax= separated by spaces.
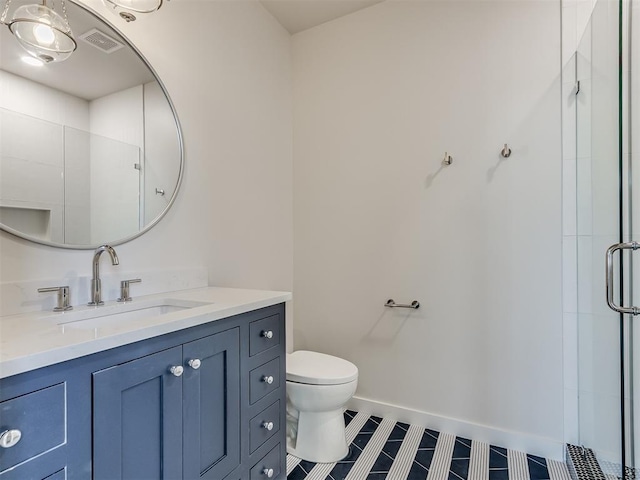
xmin=606 ymin=242 xmax=640 ymax=315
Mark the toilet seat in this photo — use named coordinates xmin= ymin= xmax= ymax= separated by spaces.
xmin=286 ymin=350 xmax=358 ymax=385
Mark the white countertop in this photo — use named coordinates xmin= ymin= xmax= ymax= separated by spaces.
xmin=0 ymin=287 xmax=291 ymax=379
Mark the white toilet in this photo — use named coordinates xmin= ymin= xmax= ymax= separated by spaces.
xmin=285 ymin=350 xmax=358 ymax=463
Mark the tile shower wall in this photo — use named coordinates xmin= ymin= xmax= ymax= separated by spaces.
xmin=562 ymin=0 xmax=623 ymax=464
xmin=143 ymin=81 xmax=181 ymax=226
xmin=0 ymin=1 xmax=293 ymax=339
xmin=293 ymin=0 xmax=563 ymax=458
xmin=0 ymin=71 xmax=91 ymax=244
xmin=560 ymin=0 xmax=594 ymax=450
xmin=88 ymin=85 xmax=144 ymax=243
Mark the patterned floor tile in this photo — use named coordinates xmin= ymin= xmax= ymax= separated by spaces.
xmin=527 ymin=454 xmax=550 ymax=480
xmin=489 ymin=446 xmax=509 ymax=470
xmin=489 ymin=468 xmax=510 ymax=480
xmin=406 ymin=459 xmax=430 ymax=479
xmin=286 ymin=411 xmax=572 ymax=480
xmin=448 ymin=437 xmax=472 ymax=480
xmin=288 ymin=465 xmax=309 ymax=480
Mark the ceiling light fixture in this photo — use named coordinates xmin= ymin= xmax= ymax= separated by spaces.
xmin=1 ymin=0 xmax=77 ymax=63
xmin=101 ymin=0 xmax=163 ymax=22
xmin=20 ymin=55 xmax=44 ymax=66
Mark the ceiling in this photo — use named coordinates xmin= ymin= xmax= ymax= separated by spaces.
xmin=1 ymin=1 xmax=154 ymax=101
xmin=259 ymin=0 xmax=386 ymax=34
xmin=0 ymin=0 xmax=384 ymax=101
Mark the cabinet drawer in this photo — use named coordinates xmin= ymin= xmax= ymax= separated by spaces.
xmin=250 ymin=443 xmax=281 ymax=480
xmin=0 ymin=384 xmax=65 ymax=474
xmin=44 ymin=469 xmax=65 ymax=480
xmin=249 ymin=358 xmax=280 ymax=405
xmin=250 ymin=401 xmax=280 ymax=453
xmin=249 ymin=315 xmax=281 ymax=357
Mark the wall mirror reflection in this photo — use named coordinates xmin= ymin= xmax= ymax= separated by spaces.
xmin=0 ymin=0 xmax=183 ymax=248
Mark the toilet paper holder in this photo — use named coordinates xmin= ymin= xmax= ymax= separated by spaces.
xmin=385 ymin=299 xmax=420 ymax=309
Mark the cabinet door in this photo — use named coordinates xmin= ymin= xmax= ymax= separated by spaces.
xmin=93 ymin=346 xmax=183 ymax=480
xmin=183 ymin=328 xmax=240 ymax=480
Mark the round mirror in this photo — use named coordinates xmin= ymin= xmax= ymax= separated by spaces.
xmin=0 ymin=0 xmax=183 ymax=248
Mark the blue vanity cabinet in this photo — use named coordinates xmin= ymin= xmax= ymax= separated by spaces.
xmin=92 ymin=346 xmax=185 ymax=480
xmin=241 ymin=309 xmax=287 ymax=480
xmin=0 ymin=302 xmax=286 ymax=480
xmin=43 ymin=470 xmax=65 ymax=480
xmin=182 ymin=328 xmax=240 ymax=480
xmin=44 ymin=470 xmax=66 ymax=480
xmin=93 ymin=328 xmax=241 ymax=480
xmin=0 ymin=382 xmax=69 ymax=480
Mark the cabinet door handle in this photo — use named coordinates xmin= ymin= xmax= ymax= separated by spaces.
xmin=261 ymin=421 xmax=274 ymax=431
xmin=0 ymin=429 xmax=22 ymax=448
xmin=188 ymin=359 xmax=201 ymax=370
xmin=262 ymin=468 xmax=274 ymax=478
xmin=261 ymin=330 xmax=274 ymax=339
xmin=261 ymin=375 xmax=274 ymax=385
xmin=169 ymin=365 xmax=184 ymax=377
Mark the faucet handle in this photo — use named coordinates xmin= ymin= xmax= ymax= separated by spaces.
xmin=117 ymin=279 xmax=142 ymax=303
xmin=38 ymin=286 xmax=73 ymax=312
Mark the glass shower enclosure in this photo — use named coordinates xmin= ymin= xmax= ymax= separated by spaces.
xmin=576 ymin=0 xmax=639 ymax=477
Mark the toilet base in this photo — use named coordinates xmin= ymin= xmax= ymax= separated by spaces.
xmin=286 ymin=408 xmax=349 ymax=463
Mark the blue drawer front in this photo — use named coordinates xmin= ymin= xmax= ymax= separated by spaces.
xmin=249 ymin=358 xmax=280 ymax=405
xmin=44 ymin=469 xmax=65 ymax=479
xmin=250 ymin=443 xmax=281 ymax=480
xmin=249 ymin=315 xmax=281 ymax=357
xmin=250 ymin=401 xmax=280 ymax=453
xmin=0 ymin=384 xmax=65 ymax=474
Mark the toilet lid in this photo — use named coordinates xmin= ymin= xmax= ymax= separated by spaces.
xmin=286 ymin=350 xmax=358 ymax=385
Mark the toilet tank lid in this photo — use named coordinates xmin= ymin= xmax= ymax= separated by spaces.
xmin=286 ymin=350 xmax=358 ymax=385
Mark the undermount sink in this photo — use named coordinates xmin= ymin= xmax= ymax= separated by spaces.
xmin=45 ymin=299 xmax=212 ymax=330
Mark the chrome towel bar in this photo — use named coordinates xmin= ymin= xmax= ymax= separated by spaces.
xmin=385 ymin=299 xmax=420 ymax=309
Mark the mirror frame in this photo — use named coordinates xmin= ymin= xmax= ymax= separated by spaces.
xmin=0 ymin=0 xmax=184 ymax=249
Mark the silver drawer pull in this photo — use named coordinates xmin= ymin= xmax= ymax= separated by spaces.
xmin=261 ymin=330 xmax=274 ymax=339
xmin=188 ymin=359 xmax=201 ymax=370
xmin=262 ymin=375 xmax=274 ymax=385
xmin=262 ymin=468 xmax=274 ymax=478
xmin=261 ymin=421 xmax=274 ymax=431
xmin=169 ymin=366 xmax=184 ymax=377
xmin=0 ymin=429 xmax=22 ymax=448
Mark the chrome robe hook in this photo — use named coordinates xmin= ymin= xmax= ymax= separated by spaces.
xmin=443 ymin=152 xmax=453 ymax=165
xmin=501 ymin=144 xmax=512 ymax=158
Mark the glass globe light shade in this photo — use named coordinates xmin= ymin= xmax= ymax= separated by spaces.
xmin=102 ymin=0 xmax=162 ymax=19
xmin=8 ymin=4 xmax=77 ymax=63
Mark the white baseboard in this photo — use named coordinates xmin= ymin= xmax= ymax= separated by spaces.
xmin=347 ymin=395 xmax=565 ymax=461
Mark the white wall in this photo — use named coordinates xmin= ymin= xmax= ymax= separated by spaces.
xmin=143 ymin=80 xmax=181 ymax=225
xmin=0 ymin=70 xmax=90 ymax=243
xmin=64 ymin=127 xmax=92 ymax=245
xmin=0 ymin=0 xmax=293 ymax=336
xmin=293 ymin=0 xmax=563 ymax=457
xmin=0 ymin=70 xmax=89 ymax=130
xmin=89 ymin=85 xmax=144 ymax=242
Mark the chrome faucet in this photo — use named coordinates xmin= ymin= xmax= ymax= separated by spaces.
xmin=88 ymin=245 xmax=119 ymax=306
